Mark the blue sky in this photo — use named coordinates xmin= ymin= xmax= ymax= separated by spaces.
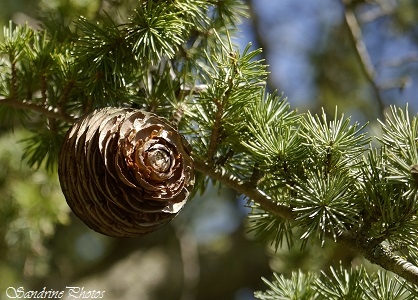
xmin=236 ymin=0 xmax=418 ymax=114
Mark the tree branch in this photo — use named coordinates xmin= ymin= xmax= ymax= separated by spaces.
xmin=0 ymin=96 xmax=75 ymax=123
xmin=342 ymin=4 xmax=385 ymax=117
xmin=339 ymin=233 xmax=418 ymax=286
xmin=194 ymin=158 xmax=418 ymax=286
xmin=370 ymin=247 xmax=418 ymax=286
xmin=193 ymin=159 xmax=295 ymax=221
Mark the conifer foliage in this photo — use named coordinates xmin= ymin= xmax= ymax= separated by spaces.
xmin=1 ymin=0 xmax=418 ymax=298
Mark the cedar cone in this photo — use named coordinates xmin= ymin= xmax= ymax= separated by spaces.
xmin=58 ymin=107 xmax=194 ymax=238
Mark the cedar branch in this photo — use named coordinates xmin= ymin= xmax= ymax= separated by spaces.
xmin=194 ymin=159 xmax=295 ymax=221
xmin=194 ymin=158 xmax=418 ymax=286
xmin=338 ymin=233 xmax=418 ymax=286
xmin=0 ymin=96 xmax=75 ymax=123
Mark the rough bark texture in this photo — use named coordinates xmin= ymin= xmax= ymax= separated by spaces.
xmin=58 ymin=107 xmax=194 ymax=238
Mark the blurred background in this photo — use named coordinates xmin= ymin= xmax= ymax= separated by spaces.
xmin=1 ymin=0 xmax=418 ymax=299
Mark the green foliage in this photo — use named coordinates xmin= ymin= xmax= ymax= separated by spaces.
xmin=248 ymin=201 xmax=295 ymax=251
xmin=379 ymin=106 xmax=418 ymax=194
xmin=255 ymin=264 xmax=416 ymax=300
xmin=362 ymin=148 xmax=418 ymax=251
xmin=1 ymin=0 xmax=418 ymax=297
xmin=75 ymin=15 xmax=134 ymax=105
xmin=255 ymin=270 xmax=317 ymax=300
xmin=292 ymin=170 xmax=362 ymax=246
xmin=247 ymin=105 xmax=418 ymax=254
xmin=0 ymin=0 xmax=252 ymax=169
xmin=209 ymin=0 xmax=249 ymax=27
xmin=245 ymin=106 xmax=370 ymax=248
xmin=242 ymin=92 xmax=303 ymax=172
xmin=295 ymin=113 xmax=367 ymax=244
xmin=187 ymin=41 xmax=268 ymax=169
xmin=126 ymin=1 xmax=191 ymax=63
xmin=363 ymin=270 xmax=415 ymax=300
xmin=314 ymin=264 xmax=366 ymax=299
xmin=0 ymin=21 xmax=34 ymax=99
xmin=359 ymin=106 xmax=418 ymax=258
xmin=0 ymin=21 xmax=32 ymax=61
xmin=300 ymin=108 xmax=369 ymax=173
xmin=21 ymin=121 xmax=68 ymax=171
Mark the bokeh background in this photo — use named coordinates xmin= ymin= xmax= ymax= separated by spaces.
xmin=1 ymin=0 xmax=418 ymax=299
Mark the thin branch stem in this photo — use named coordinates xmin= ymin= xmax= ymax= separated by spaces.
xmin=41 ymin=75 xmax=48 ymax=106
xmin=0 ymin=97 xmax=75 ymax=123
xmin=193 ymin=159 xmax=295 ymax=221
xmin=205 ymin=52 xmax=240 ymax=166
xmin=380 ymin=54 xmax=418 ymax=68
xmin=179 ymin=82 xmax=266 ymax=98
xmin=343 ymin=4 xmax=385 ymax=118
xmin=206 ymin=102 xmax=223 ymax=166
xmin=206 ymin=70 xmax=233 ymax=166
xmin=178 ymin=84 xmax=213 ymax=97
xmin=338 ymin=233 xmax=418 ymax=285
xmin=359 ymin=6 xmax=393 ymax=23
xmin=57 ymin=79 xmax=75 ymax=113
xmin=378 ymin=77 xmax=410 ymax=91
xmin=11 ymin=59 xmax=17 ymax=100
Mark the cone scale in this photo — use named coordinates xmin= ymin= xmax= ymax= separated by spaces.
xmin=58 ymin=108 xmax=194 ymax=238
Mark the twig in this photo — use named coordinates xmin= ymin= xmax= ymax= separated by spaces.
xmin=338 ymin=233 xmax=418 ymax=286
xmin=179 ymin=81 xmax=266 ymax=98
xmin=378 ymin=77 xmax=410 ymax=91
xmin=249 ymin=163 xmax=263 ymax=188
xmin=206 ymin=100 xmax=223 ymax=166
xmin=41 ymin=74 xmax=47 ymax=106
xmin=0 ymin=97 xmax=75 ymax=123
xmin=215 ymin=147 xmax=234 ymax=166
xmin=379 ymin=54 xmax=418 ymax=68
xmin=359 ymin=6 xmax=393 ymax=23
xmin=206 ymin=57 xmax=235 ymax=166
xmin=193 ymin=159 xmax=295 ymax=220
xmin=10 ymin=59 xmax=17 ymax=100
xmin=171 ymin=101 xmax=186 ymax=128
xmin=57 ymin=79 xmax=75 ymax=113
xmin=178 ymin=84 xmax=212 ymax=98
xmin=343 ymin=4 xmax=385 ymax=117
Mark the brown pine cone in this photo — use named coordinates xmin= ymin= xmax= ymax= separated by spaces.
xmin=58 ymin=107 xmax=194 ymax=238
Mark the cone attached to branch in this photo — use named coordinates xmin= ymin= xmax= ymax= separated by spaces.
xmin=58 ymin=107 xmax=194 ymax=238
